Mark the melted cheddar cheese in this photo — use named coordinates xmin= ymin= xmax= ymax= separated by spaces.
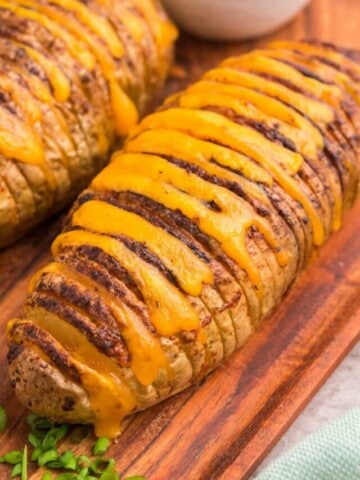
xmin=14 ymin=43 xmax=71 ymax=103
xmin=71 ymin=200 xmax=214 ymax=296
xmin=29 ymin=261 xmax=172 ymax=387
xmin=52 ymin=230 xmax=200 ymax=337
xmin=204 ymin=68 xmax=335 ymax=125
xmin=31 ymin=311 xmax=136 ymax=438
xmin=129 ymin=109 xmax=326 ymax=245
xmin=93 ymin=152 xmax=287 ymax=294
xmin=1 ymin=0 xmax=138 ymax=135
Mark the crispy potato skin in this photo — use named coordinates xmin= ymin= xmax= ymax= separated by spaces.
xmin=9 ymin=348 xmax=93 ymax=424
xmin=0 ymin=0 xmax=176 ymax=248
xmin=8 ymin=41 xmax=360 ymax=436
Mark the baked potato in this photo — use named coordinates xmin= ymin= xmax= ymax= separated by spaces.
xmin=8 ymin=41 xmax=360 ymax=438
xmin=0 ymin=0 xmax=177 ymax=248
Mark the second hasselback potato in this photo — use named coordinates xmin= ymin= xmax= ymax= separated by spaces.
xmin=0 ymin=0 xmax=176 ymax=248
xmin=7 ymin=41 xmax=360 ymax=438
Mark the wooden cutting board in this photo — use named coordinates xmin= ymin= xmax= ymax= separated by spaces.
xmin=1 ymin=0 xmax=360 ymax=478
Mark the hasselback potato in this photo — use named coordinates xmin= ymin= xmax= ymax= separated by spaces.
xmin=0 ymin=0 xmax=176 ymax=248
xmin=7 ymin=41 xmax=360 ymax=438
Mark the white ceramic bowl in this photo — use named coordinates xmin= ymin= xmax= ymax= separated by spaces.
xmin=162 ymin=0 xmax=311 ymax=41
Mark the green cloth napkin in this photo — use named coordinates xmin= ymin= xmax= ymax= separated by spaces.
xmin=254 ymin=406 xmax=360 ymax=480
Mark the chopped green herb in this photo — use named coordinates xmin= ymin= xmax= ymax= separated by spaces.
xmin=47 ymin=450 xmax=77 ymax=471
xmin=42 ymin=425 xmax=69 ymax=451
xmin=59 ymin=450 xmax=77 ymax=470
xmin=41 ymin=473 xmax=52 ymax=480
xmin=93 ymin=438 xmax=110 ymax=456
xmin=10 ymin=463 xmax=22 ymax=478
xmin=77 ymin=467 xmax=89 ymax=478
xmin=99 ymin=469 xmax=120 ymax=480
xmin=31 ymin=447 xmax=42 ymax=462
xmin=28 ymin=433 xmax=40 ymax=449
xmin=27 ymin=415 xmax=53 ymax=439
xmin=0 ymin=414 xmax=148 ymax=480
xmin=21 ymin=446 xmax=27 ymax=480
xmin=90 ymin=457 xmax=115 ymax=475
xmin=0 ymin=406 xmax=7 ymax=432
xmin=0 ymin=451 xmax=24 ymax=465
xmin=55 ymin=474 xmax=79 ymax=480
xmin=38 ymin=449 xmax=58 ymax=467
xmin=77 ymin=455 xmax=91 ymax=470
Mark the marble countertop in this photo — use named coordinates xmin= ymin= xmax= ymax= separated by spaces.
xmin=252 ymin=341 xmax=360 ymax=476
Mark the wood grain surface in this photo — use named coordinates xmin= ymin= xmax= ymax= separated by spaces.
xmin=1 ymin=0 xmax=360 ymax=478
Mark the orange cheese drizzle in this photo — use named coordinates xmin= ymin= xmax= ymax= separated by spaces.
xmin=0 ymin=104 xmax=56 ymax=189
xmin=126 ymin=128 xmax=289 ymax=266
xmin=129 ymin=108 xmax=326 ymax=246
xmin=188 ymin=71 xmax=344 ymax=231
xmin=42 ymin=0 xmax=124 ymax=58
xmin=0 ymin=73 xmax=42 ymax=124
xmin=215 ymin=58 xmax=349 ymax=219
xmin=243 ymin=47 xmax=359 ymax=173
xmin=179 ymin=80 xmax=324 ymax=151
xmin=223 ymin=52 xmax=344 ymax=106
xmin=133 ymin=108 xmax=304 ymax=176
xmin=175 ymin=88 xmax=319 ymax=161
xmin=131 ymin=0 xmax=178 ymax=51
xmin=22 ymin=309 xmax=137 ymax=438
xmin=13 ymin=42 xmax=71 ymax=103
xmin=95 ymin=0 xmax=145 ymax=44
xmin=7 ymin=316 xmax=136 ymax=438
xmin=2 ymin=0 xmax=137 ymax=135
xmin=72 ymin=200 xmax=214 ymax=297
xmin=92 ymin=152 xmax=287 ymax=296
xmin=0 ymin=2 xmax=95 ymax=70
xmin=266 ymin=48 xmax=360 ymax=107
xmin=175 ymin=80 xmax=323 ymax=148
xmin=268 ymin=41 xmax=360 ymax=78
xmin=125 ymin=0 xmax=177 ymax=79
xmin=52 ymin=230 xmax=200 ymax=338
xmin=128 ymin=124 xmax=272 ymax=185
xmin=171 ymin=81 xmax=342 ymax=231
xmin=0 ymin=51 xmax=53 ymax=104
xmin=96 ymin=0 xmax=177 ymax=86
xmin=253 ymin=50 xmax=354 ymax=186
xmin=0 ymin=41 xmax=62 ymax=187
xmin=126 ymin=128 xmax=284 ymax=225
xmin=29 ymin=261 xmax=171 ymax=387
xmin=204 ymin=67 xmax=334 ymax=126
xmin=15 ymin=40 xmax=109 ymax=157
xmin=16 ymin=0 xmax=137 ymax=135
xmin=126 ymin=127 xmax=272 ymax=189
xmin=0 ymin=3 xmax=90 ymax=178
xmin=0 ymin=67 xmax=79 ymax=176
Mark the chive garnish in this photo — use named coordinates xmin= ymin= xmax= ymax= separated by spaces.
xmin=90 ymin=457 xmax=115 ymax=475
xmin=21 ymin=446 xmax=27 ymax=480
xmin=99 ymin=470 xmax=120 ymax=480
xmin=10 ymin=463 xmax=22 ymax=478
xmin=38 ymin=448 xmax=59 ymax=467
xmin=93 ymin=438 xmax=110 ymax=456
xmin=0 ymin=414 xmax=147 ymax=479
xmin=0 ymin=451 xmax=24 ymax=465
xmin=41 ymin=474 xmax=52 ymax=480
